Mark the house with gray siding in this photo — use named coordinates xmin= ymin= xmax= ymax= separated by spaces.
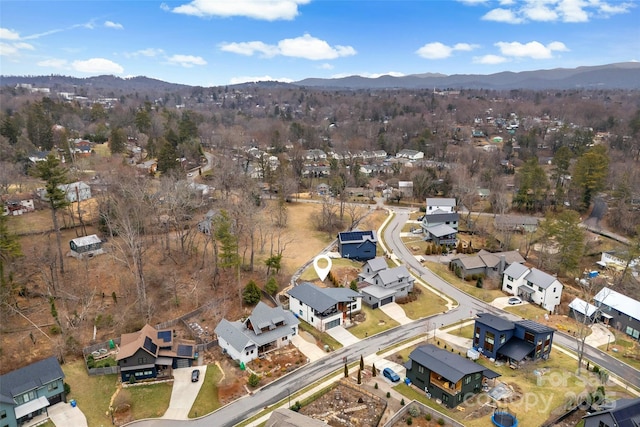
xmin=288 ymin=282 xmax=361 ymax=331
xmin=581 ymin=397 xmax=640 ymax=427
xmin=358 ymin=258 xmax=414 ymax=308
xmin=594 ymin=287 xmax=640 ymax=341
xmin=449 ymin=250 xmax=525 ymax=279
xmin=0 ymin=357 xmax=66 ymax=427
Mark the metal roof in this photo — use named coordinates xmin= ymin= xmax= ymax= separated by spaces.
xmin=70 ymin=234 xmax=102 ymax=247
xmin=364 ymin=257 xmax=388 ymax=273
xmin=497 ymin=337 xmax=535 ymax=361
xmin=360 ymin=285 xmax=396 ymax=299
xmin=503 ymin=262 xmax=529 ymax=279
xmin=288 ymin=282 xmax=360 ymax=313
xmin=408 ymin=344 xmax=491 ymax=383
xmin=524 ymin=268 xmax=558 ymax=289
xmin=515 ymin=319 xmax=555 ymax=334
xmin=476 ymin=313 xmax=515 ymax=331
xmin=425 ymin=224 xmax=457 ymax=237
xmin=569 ymin=297 xmax=598 ymax=317
xmin=426 ymin=198 xmax=456 ymax=208
xmin=594 ymin=287 xmax=640 ymax=320
xmin=377 ymin=265 xmax=412 ymax=286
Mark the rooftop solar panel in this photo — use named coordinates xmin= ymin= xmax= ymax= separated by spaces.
xmin=157 ymin=330 xmax=172 ymax=343
xmin=177 ymin=344 xmax=193 ymax=357
xmin=143 ymin=336 xmax=158 ymax=354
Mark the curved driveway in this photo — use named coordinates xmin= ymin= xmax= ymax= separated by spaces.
xmin=131 ymin=208 xmax=639 ymax=427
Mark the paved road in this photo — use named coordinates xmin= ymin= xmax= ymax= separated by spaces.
xmin=130 ymin=207 xmax=639 ymax=427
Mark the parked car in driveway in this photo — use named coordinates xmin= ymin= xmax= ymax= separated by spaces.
xmin=383 ymin=367 xmax=400 ymax=382
xmin=191 ymin=369 xmax=200 ymax=382
xmin=508 ymin=297 xmax=522 ymax=305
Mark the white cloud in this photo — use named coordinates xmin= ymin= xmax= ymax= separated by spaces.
xmin=456 ymin=0 xmax=488 ymax=4
xmin=171 ymin=0 xmax=310 ymax=21
xmin=104 ymin=21 xmax=124 ymax=30
xmin=166 ymin=54 xmax=207 ymax=67
xmin=37 ymin=58 xmax=68 ymax=68
xmin=0 ymin=28 xmax=20 ymax=40
xmin=482 ymin=8 xmax=524 ymax=23
xmin=72 ymin=58 xmax=124 ymax=74
xmin=0 ymin=41 xmax=34 ymax=57
xmin=473 ymin=54 xmax=508 ymax=64
xmin=479 ymin=0 xmax=634 ymax=24
xmin=416 ymin=41 xmax=478 ymax=59
xmin=319 ymin=63 xmax=334 ymax=70
xmin=125 ymin=48 xmax=165 ymax=58
xmin=229 ymin=75 xmax=294 ymax=84
xmin=220 ymin=34 xmax=356 ymax=61
xmin=495 ymin=40 xmax=569 ymax=59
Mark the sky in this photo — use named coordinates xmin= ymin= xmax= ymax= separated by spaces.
xmin=1 ymin=0 xmax=638 ymax=87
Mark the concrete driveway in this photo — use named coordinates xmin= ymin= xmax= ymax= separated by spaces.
xmin=48 ymin=401 xmax=88 ymax=427
xmin=491 ymin=296 xmax=529 ymax=310
xmin=291 ymin=332 xmax=327 ymax=362
xmin=380 ymin=302 xmax=412 ymax=325
xmin=162 ymin=366 xmax=207 ymax=420
xmin=586 ymin=324 xmax=615 ymax=348
xmin=326 ymin=326 xmax=360 ymax=347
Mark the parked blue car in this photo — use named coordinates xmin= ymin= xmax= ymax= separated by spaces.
xmin=383 ymin=367 xmax=400 ymax=382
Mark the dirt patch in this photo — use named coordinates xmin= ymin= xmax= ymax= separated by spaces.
xmin=299 ymin=380 xmax=387 ymax=426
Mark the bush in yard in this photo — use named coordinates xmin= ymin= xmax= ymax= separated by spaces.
xmin=386 ymin=391 xmax=391 ymax=398
xmin=265 ymin=276 xmax=278 ymax=296
xmin=243 ymin=280 xmax=261 ymax=305
xmin=425 ymin=413 xmax=431 ymax=421
xmin=63 ymin=382 xmax=71 ymax=395
xmin=400 ymin=398 xmax=405 ymax=406
xmin=409 ymin=406 xmax=420 ymax=417
xmin=291 ymin=401 xmax=302 ymax=412
xmin=406 ymin=417 xmax=412 ymax=425
xmin=248 ymin=373 xmax=260 ymax=387
xmin=374 ymin=383 xmax=378 ymax=389
xmin=437 ymin=417 xmax=445 ymax=425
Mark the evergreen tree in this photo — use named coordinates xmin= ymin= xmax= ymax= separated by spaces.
xmin=360 ymin=354 xmax=364 ymax=370
xmin=109 ymin=127 xmax=127 ymax=154
xmin=26 ymin=101 xmax=54 ymax=150
xmin=157 ymin=140 xmax=178 ymax=173
xmin=0 ymin=214 xmax=22 ymax=301
xmin=265 ymin=276 xmax=278 ymax=296
xmin=243 ymin=280 xmax=261 ymax=305
xmin=572 ymin=145 xmax=609 ymax=212
xmin=32 ymin=154 xmax=69 ymax=275
xmin=0 ymin=115 xmax=20 ymax=145
xmin=214 ymin=210 xmax=239 ymax=270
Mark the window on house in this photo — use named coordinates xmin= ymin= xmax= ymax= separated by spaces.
xmin=506 ymin=284 xmax=512 ymax=290
xmin=464 ymin=376 xmax=471 ymax=385
xmin=500 ymin=334 xmax=506 ymax=345
xmin=282 ymin=337 xmax=287 ymax=341
xmin=598 ymin=421 xmax=610 ymax=427
xmin=507 ymin=276 xmax=513 ymax=281
xmin=0 ymin=410 xmax=6 ymax=419
xmin=47 ymin=382 xmax=59 ymax=392
xmin=539 ymin=286 xmax=544 ymax=292
xmin=524 ymin=331 xmax=535 ymax=344
xmin=311 ymin=317 xmax=314 ymax=323
xmin=15 ymin=390 xmax=36 ymax=405
xmin=442 ymin=394 xmax=449 ymax=403
xmin=138 ymin=357 xmax=144 ymax=364
xmin=475 ymin=327 xmax=480 ymax=338
xmin=299 ymin=310 xmax=303 ymax=316
xmin=484 ymin=331 xmax=495 ymax=352
xmin=553 ymin=287 xmax=556 ymax=293
xmin=474 ymin=373 xmax=481 ymax=380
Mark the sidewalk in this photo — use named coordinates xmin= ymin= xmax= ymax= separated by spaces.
xmin=291 ymin=333 xmax=327 ymax=362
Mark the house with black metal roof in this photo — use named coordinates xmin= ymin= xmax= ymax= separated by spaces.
xmin=405 ymin=344 xmax=500 ymax=408
xmin=472 ymin=313 xmax=555 ymax=365
xmin=581 ymin=397 xmax=640 ymax=427
xmin=0 ymin=356 xmax=66 ymax=427
xmin=215 ymin=302 xmax=299 ymax=365
xmin=337 ymin=230 xmax=377 ymax=261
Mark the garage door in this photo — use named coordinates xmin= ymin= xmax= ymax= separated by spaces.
xmin=49 ymin=393 xmax=63 ymax=405
xmin=325 ymin=318 xmax=341 ymax=330
xmin=380 ymin=296 xmax=393 ymax=306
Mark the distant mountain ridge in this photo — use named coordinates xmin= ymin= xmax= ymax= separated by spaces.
xmin=295 ymin=62 xmax=640 ymax=90
xmin=2 ymin=62 xmax=639 ymax=91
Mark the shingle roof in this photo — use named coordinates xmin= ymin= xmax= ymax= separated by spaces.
xmin=288 ymin=282 xmax=360 ymax=312
xmin=248 ymin=302 xmax=288 ymax=335
xmin=426 ymin=198 xmax=456 ymax=208
xmin=364 ymin=257 xmax=388 ymax=273
xmin=0 ymin=356 xmax=64 ymax=402
xmin=117 ymin=324 xmax=159 ymax=360
xmin=503 ymin=262 xmax=529 ymax=279
xmin=524 ymin=268 xmax=558 ymax=289
xmin=594 ymin=287 xmax=640 ymax=320
xmin=475 ymin=313 xmax=515 ymax=331
xmin=425 ymin=224 xmax=457 ymax=237
xmin=214 ymin=319 xmax=252 ymax=352
xmin=423 ymin=212 xmax=459 ymax=224
xmin=377 ymin=265 xmax=412 ymax=286
xmin=408 ymin=344 xmax=489 ymax=383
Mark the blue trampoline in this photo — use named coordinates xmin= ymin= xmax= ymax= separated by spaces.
xmin=492 ymin=409 xmax=518 ymax=427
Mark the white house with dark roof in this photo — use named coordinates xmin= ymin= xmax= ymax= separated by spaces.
xmin=425 ymin=197 xmax=456 ymax=214
xmin=215 ymin=302 xmax=299 ymax=364
xmin=502 ymin=264 xmax=563 ymax=312
xmin=358 ymin=257 xmax=415 ymax=308
xmin=594 ymin=287 xmax=640 ymax=341
xmin=287 ymin=282 xmax=361 ymax=331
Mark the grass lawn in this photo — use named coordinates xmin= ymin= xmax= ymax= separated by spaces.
xmin=393 ymin=345 xmax=615 ymax=427
xmin=62 ymin=359 xmax=118 ymax=426
xmin=598 ymin=332 xmax=640 ymax=371
xmin=425 ymin=261 xmax=504 ymax=302
xmin=298 ymin=320 xmax=342 ymax=350
xmin=504 ymin=303 xmax=548 ymax=321
xmin=189 ymin=364 xmax=223 ymax=418
xmin=349 ymin=306 xmax=400 ymax=339
xmin=128 ymin=382 xmax=173 ymax=419
xmin=299 ymin=258 xmax=362 ymax=281
xmin=401 ymin=288 xmax=449 ymax=320
xmin=448 ymin=324 xmax=475 ymax=339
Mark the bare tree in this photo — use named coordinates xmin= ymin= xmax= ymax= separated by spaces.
xmin=345 ymin=202 xmax=369 ymax=230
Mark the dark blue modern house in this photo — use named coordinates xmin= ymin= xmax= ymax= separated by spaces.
xmin=473 ymin=313 xmax=555 ymax=364
xmin=337 ymin=230 xmax=377 ymax=261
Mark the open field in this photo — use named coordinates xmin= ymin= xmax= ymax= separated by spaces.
xmin=402 ymin=288 xmax=449 ymax=320
xmin=425 ymin=261 xmax=505 ymax=302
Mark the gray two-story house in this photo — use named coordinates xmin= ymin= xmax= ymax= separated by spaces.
xmin=0 ymin=357 xmax=66 ymax=427
xmin=405 ymin=344 xmax=499 ymax=408
xmin=358 ymin=257 xmax=414 ymax=308
xmin=594 ymin=287 xmax=640 ymax=341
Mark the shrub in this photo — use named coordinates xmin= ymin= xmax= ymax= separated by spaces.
xmin=248 ymin=373 xmax=260 ymax=387
xmin=593 ymin=365 xmax=600 ymax=373
xmin=406 ymin=417 xmax=413 ymax=425
xmin=386 ymin=391 xmax=391 ymax=398
xmin=425 ymin=413 xmax=432 ymax=421
xmin=374 ymin=383 xmax=378 ymax=389
xmin=265 ymin=276 xmax=278 ymax=296
xmin=400 ymin=398 xmax=405 ymax=406
xmin=437 ymin=417 xmax=445 ymax=425
xmin=291 ymin=401 xmax=302 ymax=412
xmin=128 ymin=375 xmax=136 ymax=384
xmin=409 ymin=406 xmax=420 ymax=417
xmin=64 ymin=382 xmax=71 ymax=395
xmin=50 ymin=325 xmax=62 ymax=335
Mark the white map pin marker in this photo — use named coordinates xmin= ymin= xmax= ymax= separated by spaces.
xmin=313 ymin=254 xmax=332 ymax=281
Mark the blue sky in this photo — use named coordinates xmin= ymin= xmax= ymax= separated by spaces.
xmin=1 ymin=0 xmax=638 ymax=87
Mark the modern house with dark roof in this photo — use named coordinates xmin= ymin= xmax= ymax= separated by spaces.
xmin=405 ymin=344 xmax=499 ymax=409
xmin=69 ymin=234 xmax=104 ymax=259
xmin=116 ymin=324 xmax=196 ymax=382
xmin=502 ymin=263 xmax=563 ymax=312
xmin=287 ymin=282 xmax=361 ymax=331
xmin=358 ymin=257 xmax=415 ymax=308
xmin=472 ymin=313 xmax=555 ymax=364
xmin=0 ymin=356 xmax=66 ymax=427
xmin=215 ymin=302 xmax=299 ymax=365
xmin=594 ymin=287 xmax=640 ymax=341
xmin=449 ymin=250 xmax=525 ymax=279
xmin=420 ymin=198 xmax=459 ymax=245
xmin=581 ymin=397 xmax=640 ymax=427
xmin=337 ymin=230 xmax=377 ymax=261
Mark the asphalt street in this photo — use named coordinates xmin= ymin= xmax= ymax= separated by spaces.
xmin=129 ymin=206 xmax=639 ymax=427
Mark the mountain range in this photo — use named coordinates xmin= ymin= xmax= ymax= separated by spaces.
xmin=2 ymin=62 xmax=639 ymax=92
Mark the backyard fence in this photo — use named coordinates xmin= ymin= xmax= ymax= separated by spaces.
xmin=382 ymin=400 xmax=464 ymax=427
